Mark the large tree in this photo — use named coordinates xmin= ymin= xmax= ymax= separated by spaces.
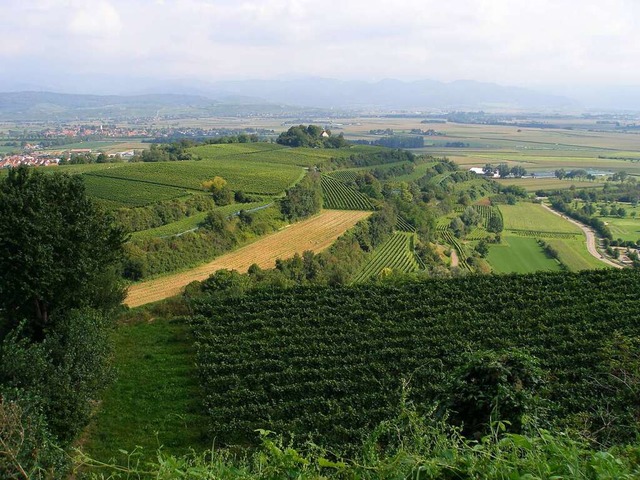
xmin=0 ymin=167 xmax=126 ymax=339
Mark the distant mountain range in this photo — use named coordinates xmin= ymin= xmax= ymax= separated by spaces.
xmin=0 ymin=77 xmax=632 ymax=120
xmin=200 ymin=78 xmax=574 ymax=110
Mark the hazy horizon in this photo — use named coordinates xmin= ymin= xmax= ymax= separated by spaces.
xmin=1 ymin=1 xmax=639 ymax=110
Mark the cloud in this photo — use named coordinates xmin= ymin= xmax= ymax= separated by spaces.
xmin=0 ymin=0 xmax=639 ymax=89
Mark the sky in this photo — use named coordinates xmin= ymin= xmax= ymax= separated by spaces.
xmin=1 ymin=0 xmax=639 ymax=93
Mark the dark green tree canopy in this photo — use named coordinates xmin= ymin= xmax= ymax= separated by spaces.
xmin=0 ymin=167 xmax=126 ymax=339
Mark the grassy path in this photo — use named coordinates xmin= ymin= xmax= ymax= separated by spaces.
xmin=125 ymin=210 xmax=371 ymax=307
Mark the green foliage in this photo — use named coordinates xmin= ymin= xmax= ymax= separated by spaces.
xmin=0 ymin=166 xmax=126 ymax=338
xmin=321 ymin=175 xmax=374 ymax=210
xmin=444 ymin=349 xmax=544 ymax=436
xmin=351 ymin=232 xmax=420 ymax=282
xmin=123 ymin=206 xmax=284 ymax=280
xmin=85 ymin=157 xmax=303 ymax=196
xmin=190 ymin=270 xmax=640 ymax=450
xmin=78 ymin=401 xmax=640 ymax=479
xmin=280 ymin=172 xmax=322 ymax=221
xmin=276 ymin=125 xmax=349 ymax=148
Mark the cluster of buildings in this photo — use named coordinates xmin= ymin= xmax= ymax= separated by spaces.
xmin=41 ymin=125 xmax=152 ymax=138
xmin=0 ymin=154 xmax=60 ymax=169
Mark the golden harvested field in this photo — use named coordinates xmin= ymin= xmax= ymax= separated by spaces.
xmin=125 ymin=209 xmax=371 ymax=307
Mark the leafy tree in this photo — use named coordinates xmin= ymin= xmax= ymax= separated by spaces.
xmin=444 ymin=349 xmax=544 ymax=437
xmin=460 ymin=206 xmax=481 ymax=227
xmin=475 ymin=239 xmax=489 ymax=257
xmin=555 ymin=168 xmax=567 ymax=180
xmin=0 ymin=167 xmax=126 ymax=339
xmin=487 ymin=214 xmax=503 ymax=233
xmin=510 ymin=165 xmax=527 ymax=178
xmin=280 ymin=172 xmax=322 ymax=221
xmin=203 ymin=176 xmax=232 ymax=206
xmin=497 ymin=163 xmax=511 ymax=178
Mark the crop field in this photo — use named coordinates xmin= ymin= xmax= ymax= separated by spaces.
xmin=321 ymin=175 xmax=374 ymax=210
xmin=130 ymin=202 xmax=271 ymax=240
xmin=545 ymin=238 xmax=607 ymax=271
xmin=82 ymin=174 xmax=191 ymax=207
xmin=487 ymin=236 xmax=562 ymax=273
xmin=604 ymin=217 xmax=640 ymax=242
xmin=190 ymin=143 xmax=384 ymax=167
xmin=190 ymin=269 xmax=640 ymax=450
xmin=499 ymin=203 xmax=581 ymax=234
xmin=472 ymin=205 xmax=501 ymax=229
xmin=496 ymin=177 xmax=606 ymax=192
xmin=351 ymin=232 xmax=419 ymax=282
xmin=125 ymin=210 xmax=371 ymax=307
xmin=86 ymin=158 xmax=304 ymax=195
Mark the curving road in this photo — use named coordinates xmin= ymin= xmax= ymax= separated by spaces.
xmin=540 ymin=204 xmax=623 ymax=269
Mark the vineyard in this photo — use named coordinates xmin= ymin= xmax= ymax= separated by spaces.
xmin=395 ymin=216 xmax=416 ymax=232
xmin=439 ymin=228 xmax=472 ymax=270
xmin=191 ymin=269 xmax=640 ymax=450
xmin=83 ymin=158 xmax=304 ymax=196
xmin=350 ymin=232 xmax=420 ymax=282
xmin=508 ymin=229 xmax=580 ymax=239
xmin=328 ymin=170 xmax=359 ymax=183
xmin=82 ymin=174 xmax=191 ymax=207
xmin=321 ymin=175 xmax=374 ymax=210
xmin=473 ymin=205 xmax=501 ymax=229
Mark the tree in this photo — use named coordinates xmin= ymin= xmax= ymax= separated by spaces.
xmin=203 ymin=176 xmax=232 ymax=206
xmin=510 ymin=165 xmax=527 ymax=178
xmin=0 ymin=167 xmax=126 ymax=339
xmin=555 ymin=168 xmax=566 ymax=180
xmin=487 ymin=214 xmax=503 ymax=233
xmin=497 ymin=163 xmax=511 ymax=178
xmin=460 ymin=206 xmax=481 ymax=227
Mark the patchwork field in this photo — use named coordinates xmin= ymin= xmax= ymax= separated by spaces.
xmin=125 ymin=209 xmax=371 ymax=307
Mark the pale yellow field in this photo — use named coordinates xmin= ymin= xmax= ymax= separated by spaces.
xmin=125 ymin=209 xmax=371 ymax=307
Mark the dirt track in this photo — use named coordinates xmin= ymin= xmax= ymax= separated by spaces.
xmin=540 ymin=204 xmax=623 ymax=269
xmin=125 ymin=209 xmax=371 ymax=307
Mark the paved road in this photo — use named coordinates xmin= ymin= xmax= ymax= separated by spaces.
xmin=540 ymin=204 xmax=623 ymax=269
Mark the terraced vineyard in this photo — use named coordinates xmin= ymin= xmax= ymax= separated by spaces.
xmin=321 ymin=175 xmax=374 ymax=210
xmin=351 ymin=232 xmax=420 ymax=283
xmin=395 ymin=216 xmax=416 ymax=232
xmin=440 ymin=229 xmax=472 ymax=270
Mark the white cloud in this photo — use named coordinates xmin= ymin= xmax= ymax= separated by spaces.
xmin=0 ymin=0 xmax=639 ymax=88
